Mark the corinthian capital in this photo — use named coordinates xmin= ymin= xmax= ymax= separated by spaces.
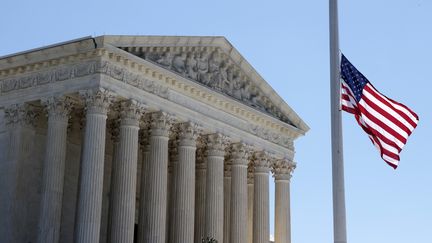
xmin=41 ymin=96 xmax=74 ymax=122
xmin=176 ymin=122 xmax=202 ymax=147
xmin=119 ymin=99 xmax=145 ymax=126
xmin=230 ymin=142 xmax=253 ymax=166
xmin=253 ymin=151 xmax=271 ymax=173
xmin=79 ymin=88 xmax=115 ymax=115
xmin=272 ymin=158 xmax=296 ymax=181
xmin=206 ymin=133 xmax=230 ymax=157
xmin=149 ymin=111 xmax=174 ymax=137
xmin=4 ymin=103 xmax=39 ymax=128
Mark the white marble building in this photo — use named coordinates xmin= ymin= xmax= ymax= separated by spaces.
xmin=0 ymin=36 xmax=308 ymax=243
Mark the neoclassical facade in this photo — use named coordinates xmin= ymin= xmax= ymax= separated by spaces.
xmin=0 ymin=36 xmax=308 ymax=243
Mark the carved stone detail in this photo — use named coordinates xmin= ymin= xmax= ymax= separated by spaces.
xmin=195 ymin=138 xmax=207 ymax=170
xmin=176 ymin=122 xmax=202 ymax=146
xmin=122 ymin=47 xmax=290 ymax=123
xmin=229 ymin=143 xmax=253 ymax=166
xmin=79 ymin=88 xmax=115 ymax=115
xmin=169 ymin=128 xmax=180 ymax=168
xmin=247 ymin=164 xmax=254 ymax=184
xmin=4 ymin=103 xmax=39 ymax=128
xmin=0 ymin=60 xmax=169 ymax=99
xmin=253 ymin=152 xmax=271 ymax=173
xmin=272 ymin=159 xmax=296 ymax=181
xmin=206 ymin=133 xmax=230 ymax=157
xmin=41 ymin=96 xmax=74 ymax=121
xmin=108 ymin=118 xmax=121 ymax=143
xmin=119 ymin=99 xmax=145 ymax=126
xmin=248 ymin=124 xmax=294 ymax=149
xmin=139 ymin=115 xmax=151 ymax=150
xmin=149 ymin=111 xmax=174 ymax=137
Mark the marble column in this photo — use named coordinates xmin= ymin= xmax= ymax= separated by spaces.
xmin=2 ymin=103 xmax=38 ymax=243
xmin=223 ymin=156 xmax=232 ymax=243
xmin=230 ymin=143 xmax=251 ymax=243
xmin=194 ymin=140 xmax=206 ymax=243
xmin=141 ymin=112 xmax=173 ymax=243
xmin=74 ymin=89 xmax=113 ymax=243
xmin=106 ymin=117 xmax=120 ymax=243
xmin=137 ymin=120 xmax=150 ymax=243
xmin=204 ymin=133 xmax=228 ymax=242
xmin=247 ymin=165 xmax=254 ymax=243
xmin=109 ymin=100 xmax=143 ymax=243
xmin=252 ymin=153 xmax=271 ymax=243
xmin=172 ymin=122 xmax=200 ymax=243
xmin=167 ymin=129 xmax=179 ymax=243
xmin=273 ymin=159 xmax=296 ymax=243
xmin=37 ymin=96 xmax=73 ymax=243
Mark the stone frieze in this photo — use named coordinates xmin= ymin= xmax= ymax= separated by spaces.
xmin=121 ymin=47 xmax=292 ymax=124
xmin=0 ymin=60 xmax=169 ymax=99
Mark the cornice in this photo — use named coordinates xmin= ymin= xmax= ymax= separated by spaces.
xmin=0 ymin=47 xmax=300 ymax=148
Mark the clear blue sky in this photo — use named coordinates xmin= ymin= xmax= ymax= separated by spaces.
xmin=1 ymin=0 xmax=430 ymax=242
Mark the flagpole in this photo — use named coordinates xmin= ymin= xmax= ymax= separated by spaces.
xmin=329 ymin=0 xmax=347 ymax=243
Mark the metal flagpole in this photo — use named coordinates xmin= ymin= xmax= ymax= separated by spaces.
xmin=329 ymin=0 xmax=348 ymax=243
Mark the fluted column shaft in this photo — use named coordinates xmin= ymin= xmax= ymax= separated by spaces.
xmin=141 ymin=112 xmax=172 ymax=243
xmin=74 ymin=89 xmax=112 ymax=243
xmin=137 ymin=127 xmax=150 ymax=243
xmin=247 ymin=170 xmax=254 ymax=243
xmin=230 ymin=143 xmax=250 ymax=243
xmin=109 ymin=101 xmax=142 ymax=243
xmin=204 ymin=134 xmax=228 ymax=242
xmin=253 ymin=157 xmax=270 ymax=243
xmin=2 ymin=103 xmax=38 ymax=243
xmin=275 ymin=180 xmax=290 ymax=243
xmin=172 ymin=123 xmax=199 ymax=243
xmin=168 ymin=134 xmax=179 ymax=243
xmin=194 ymin=146 xmax=206 ymax=243
xmin=274 ymin=160 xmax=295 ymax=243
xmin=223 ymin=165 xmax=231 ymax=243
xmin=37 ymin=97 xmax=72 ymax=243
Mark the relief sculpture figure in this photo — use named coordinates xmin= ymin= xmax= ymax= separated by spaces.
xmin=197 ymin=51 xmax=210 ymax=85
xmin=172 ymin=53 xmax=187 ymax=76
xmin=186 ymin=52 xmax=198 ymax=80
xmin=156 ymin=51 xmax=174 ymax=68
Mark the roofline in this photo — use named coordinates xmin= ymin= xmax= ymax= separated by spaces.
xmin=0 ymin=35 xmax=310 ymax=134
xmin=0 ymin=36 xmax=93 ymax=60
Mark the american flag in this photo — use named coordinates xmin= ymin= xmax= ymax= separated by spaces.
xmin=340 ymin=54 xmax=419 ymax=169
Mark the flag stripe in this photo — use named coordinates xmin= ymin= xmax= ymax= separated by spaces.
xmin=362 ymin=86 xmax=415 ymax=132
xmin=364 ymin=85 xmax=418 ymax=127
xmin=340 ymin=54 xmax=419 ymax=169
xmin=357 ymin=103 xmax=405 ymax=150
xmin=359 ymin=98 xmax=409 ymax=141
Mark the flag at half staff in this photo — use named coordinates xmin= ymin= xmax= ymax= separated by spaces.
xmin=340 ymin=54 xmax=419 ymax=169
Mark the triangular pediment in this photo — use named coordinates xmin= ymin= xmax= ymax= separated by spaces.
xmin=100 ymin=36 xmax=309 ymax=134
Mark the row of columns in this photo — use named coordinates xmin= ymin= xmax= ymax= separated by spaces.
xmin=4 ymin=89 xmax=296 ymax=243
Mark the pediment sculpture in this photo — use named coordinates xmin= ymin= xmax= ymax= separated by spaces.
xmin=121 ymin=47 xmax=292 ymax=125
